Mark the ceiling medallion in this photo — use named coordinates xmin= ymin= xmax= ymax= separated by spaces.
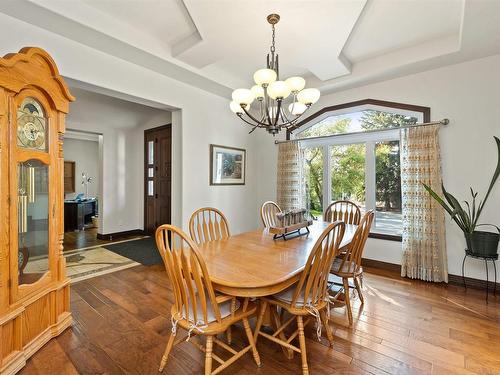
xmin=229 ymin=14 xmax=320 ymax=135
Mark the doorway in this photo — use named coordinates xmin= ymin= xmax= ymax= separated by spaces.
xmin=144 ymin=124 xmax=172 ymax=234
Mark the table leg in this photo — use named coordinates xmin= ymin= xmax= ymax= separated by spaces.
xmin=461 ymin=254 xmax=467 ymax=289
xmin=485 ymin=259 xmax=489 ymax=303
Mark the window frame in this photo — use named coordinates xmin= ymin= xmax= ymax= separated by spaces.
xmin=294 ymin=99 xmax=431 ymax=241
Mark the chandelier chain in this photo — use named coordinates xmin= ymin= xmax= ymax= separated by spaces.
xmin=270 ymin=24 xmax=276 ymax=54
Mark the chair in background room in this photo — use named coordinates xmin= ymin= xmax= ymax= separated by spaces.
xmin=329 ymin=210 xmax=374 ymax=325
xmin=324 ymin=200 xmax=361 ymax=225
xmin=254 ymin=221 xmax=345 ymax=375
xmin=155 ymin=224 xmax=261 ymax=375
xmin=189 ymin=207 xmax=230 ymax=245
xmin=261 ymin=201 xmax=282 ymax=229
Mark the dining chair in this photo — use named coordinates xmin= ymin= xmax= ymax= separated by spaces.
xmin=189 ymin=207 xmax=230 ymax=245
xmin=253 ymin=221 xmax=346 ymax=375
xmin=155 ymin=224 xmax=261 ymax=375
xmin=328 ymin=210 xmax=374 ymax=326
xmin=189 ymin=207 xmax=234 ymax=343
xmin=261 ymin=201 xmax=282 ymax=229
xmin=323 ymin=200 xmax=361 ymax=225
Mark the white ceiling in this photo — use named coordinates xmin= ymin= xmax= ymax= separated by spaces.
xmin=1 ymin=0 xmax=500 ymax=97
xmin=67 ymin=87 xmax=171 ymax=129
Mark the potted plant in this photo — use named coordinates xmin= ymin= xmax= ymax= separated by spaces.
xmin=423 ymin=136 xmax=500 ymax=257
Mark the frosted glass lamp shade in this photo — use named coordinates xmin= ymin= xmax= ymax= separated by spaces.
xmin=285 ymin=76 xmax=306 ymax=93
xmin=297 ymin=88 xmax=320 ymax=105
xmin=267 ymin=81 xmax=291 ymax=100
xmin=253 ymin=69 xmax=277 ymax=86
xmin=288 ymin=102 xmax=307 ymax=115
xmin=230 ymin=101 xmax=246 ymax=114
xmin=232 ymin=88 xmax=254 ymax=106
xmin=251 ymin=85 xmax=265 ymax=100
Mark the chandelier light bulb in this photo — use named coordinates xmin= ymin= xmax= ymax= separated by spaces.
xmin=297 ymin=88 xmax=321 ymax=105
xmin=285 ymin=76 xmax=306 ymax=93
xmin=230 ymin=101 xmax=246 ymax=114
xmin=253 ymin=68 xmax=277 ymax=86
xmin=232 ymin=88 xmax=255 ymax=106
xmin=251 ymin=85 xmax=265 ymax=100
xmin=267 ymin=81 xmax=292 ymax=100
xmin=288 ymin=102 xmax=307 ymax=115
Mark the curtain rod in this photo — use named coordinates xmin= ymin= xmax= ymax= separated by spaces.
xmin=274 ymin=118 xmax=449 ymax=144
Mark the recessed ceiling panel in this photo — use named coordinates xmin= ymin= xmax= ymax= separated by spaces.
xmin=180 ymin=0 xmax=367 ymax=86
xmin=82 ymin=0 xmax=198 ymax=48
xmin=343 ymin=0 xmax=464 ymax=62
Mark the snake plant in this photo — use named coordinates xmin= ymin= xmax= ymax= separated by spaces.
xmin=423 ymin=136 xmax=500 ymax=234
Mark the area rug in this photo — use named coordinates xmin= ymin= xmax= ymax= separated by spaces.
xmin=64 ymin=246 xmax=140 ymax=283
xmin=102 ymin=237 xmax=162 ymax=266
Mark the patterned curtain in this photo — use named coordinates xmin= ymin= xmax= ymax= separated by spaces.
xmin=277 ymin=141 xmax=305 ymax=211
xmin=401 ymin=125 xmax=448 ymax=282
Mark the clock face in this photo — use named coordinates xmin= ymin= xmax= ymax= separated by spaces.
xmin=17 ymin=97 xmax=47 ymax=151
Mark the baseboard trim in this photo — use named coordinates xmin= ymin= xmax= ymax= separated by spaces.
xmin=448 ymin=273 xmax=500 ymax=291
xmin=96 ymin=229 xmax=145 ymax=241
xmin=362 ymin=258 xmax=500 ymax=291
xmin=362 ymin=258 xmax=401 ymax=273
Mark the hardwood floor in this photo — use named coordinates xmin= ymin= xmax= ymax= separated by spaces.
xmin=63 ymin=228 xmax=143 ymax=251
xmin=19 ymin=265 xmax=500 ymax=375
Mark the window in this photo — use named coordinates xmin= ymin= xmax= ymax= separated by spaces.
xmin=304 ymin=147 xmax=323 ymax=217
xmin=296 ymin=100 xmax=428 ymax=236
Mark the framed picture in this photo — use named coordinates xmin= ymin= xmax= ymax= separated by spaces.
xmin=210 ymin=144 xmax=246 ymax=185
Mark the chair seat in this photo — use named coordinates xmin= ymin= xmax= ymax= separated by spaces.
xmin=272 ymin=284 xmax=316 ymax=307
xmin=175 ymin=295 xmax=240 ymax=325
xmin=330 ymin=257 xmax=362 ymax=276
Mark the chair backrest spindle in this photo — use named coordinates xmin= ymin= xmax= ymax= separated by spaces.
xmin=324 ymin=200 xmax=361 ymax=225
xmin=189 ymin=207 xmax=230 ymax=245
xmin=261 ymin=201 xmax=282 ymax=229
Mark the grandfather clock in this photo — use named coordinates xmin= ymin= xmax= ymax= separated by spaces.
xmin=0 ymin=47 xmax=74 ymax=374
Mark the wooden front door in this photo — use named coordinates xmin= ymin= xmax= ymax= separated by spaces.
xmin=144 ymin=125 xmax=172 ymax=234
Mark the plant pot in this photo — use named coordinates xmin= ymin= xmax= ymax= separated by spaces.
xmin=465 ymin=231 xmax=500 ymax=257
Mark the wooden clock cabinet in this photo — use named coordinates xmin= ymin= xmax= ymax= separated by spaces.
xmin=0 ymin=47 xmax=74 ymax=374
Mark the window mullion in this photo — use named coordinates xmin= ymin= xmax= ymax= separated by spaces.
xmin=322 ymin=145 xmax=331 ymax=214
xmin=365 ymin=141 xmax=376 ymax=215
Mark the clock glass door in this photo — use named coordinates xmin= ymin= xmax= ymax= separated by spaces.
xmin=17 ymin=159 xmax=50 ymax=285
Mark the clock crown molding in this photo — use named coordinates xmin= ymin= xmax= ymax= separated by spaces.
xmin=0 ymin=47 xmax=75 ymax=113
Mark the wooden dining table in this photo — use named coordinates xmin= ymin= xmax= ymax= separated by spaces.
xmin=197 ymin=220 xmax=357 ymax=298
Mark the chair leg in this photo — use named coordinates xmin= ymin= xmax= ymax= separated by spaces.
xmin=243 ymin=317 xmax=262 ymax=367
xmin=343 ymin=277 xmax=353 ymax=326
xmin=254 ymin=300 xmax=268 ymax=344
xmin=297 ymin=316 xmax=309 ymax=375
xmin=159 ymin=331 xmax=176 ymax=372
xmin=319 ymin=309 xmax=334 ymax=347
xmin=354 ymin=276 xmax=364 ymax=304
xmin=205 ymin=336 xmax=214 ymax=375
xmin=227 ymin=298 xmax=236 ymax=344
xmin=271 ymin=305 xmax=293 ymax=359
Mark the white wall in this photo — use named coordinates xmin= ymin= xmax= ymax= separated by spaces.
xmin=258 ymin=54 xmax=500 ymax=282
xmin=0 ymin=13 xmax=261 ymax=236
xmin=64 ymin=138 xmax=99 ymax=200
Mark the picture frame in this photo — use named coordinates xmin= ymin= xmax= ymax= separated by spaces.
xmin=210 ymin=144 xmax=246 ymax=185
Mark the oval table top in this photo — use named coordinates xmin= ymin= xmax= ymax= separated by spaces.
xmin=197 ymin=221 xmax=357 ymax=297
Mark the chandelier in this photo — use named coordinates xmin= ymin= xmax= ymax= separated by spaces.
xmin=229 ymin=14 xmax=320 ymax=135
